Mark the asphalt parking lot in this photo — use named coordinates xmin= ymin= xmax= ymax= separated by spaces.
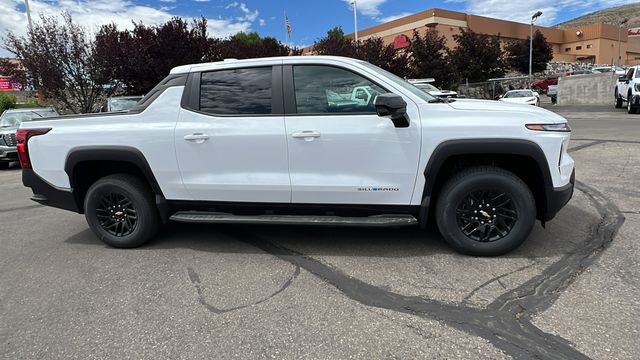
xmin=1 ymin=104 xmax=639 ymax=359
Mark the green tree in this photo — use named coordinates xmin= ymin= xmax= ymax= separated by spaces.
xmin=312 ymin=26 xmax=356 ymax=57
xmin=0 ymin=92 xmax=17 ymax=113
xmin=355 ymin=37 xmax=409 ymax=77
xmin=408 ymin=29 xmax=455 ymax=88
xmin=5 ymin=13 xmax=116 ymax=113
xmin=448 ymin=29 xmax=506 ymax=83
xmin=505 ymin=30 xmax=553 ymax=73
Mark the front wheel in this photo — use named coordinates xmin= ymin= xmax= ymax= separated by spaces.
xmin=628 ymin=94 xmax=638 ymax=114
xmin=84 ymin=174 xmax=160 ymax=248
xmin=435 ymin=166 xmax=536 ymax=256
xmin=615 ymin=90 xmax=623 ymax=108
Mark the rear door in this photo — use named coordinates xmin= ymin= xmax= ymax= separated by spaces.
xmin=283 ymin=64 xmax=421 ymax=205
xmin=174 ymin=65 xmax=291 ymax=202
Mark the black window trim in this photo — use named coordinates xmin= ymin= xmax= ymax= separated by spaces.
xmin=283 ymin=63 xmax=391 ymax=116
xmin=180 ymin=65 xmax=284 ymax=117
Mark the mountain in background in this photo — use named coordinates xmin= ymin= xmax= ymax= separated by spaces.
xmin=554 ymin=2 xmax=640 ymax=29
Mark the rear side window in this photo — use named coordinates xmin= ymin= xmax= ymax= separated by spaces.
xmin=200 ymin=67 xmax=272 ymax=115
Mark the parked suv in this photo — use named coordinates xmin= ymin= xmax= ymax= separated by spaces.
xmin=18 ymin=56 xmax=574 ymax=256
xmin=0 ymin=107 xmax=58 ymax=169
xmin=614 ymin=65 xmax=640 ymax=114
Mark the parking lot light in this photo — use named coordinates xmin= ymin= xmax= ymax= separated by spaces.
xmin=529 ymin=11 xmax=543 ymax=89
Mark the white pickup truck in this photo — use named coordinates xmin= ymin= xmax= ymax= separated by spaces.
xmin=18 ymin=56 xmax=575 ymax=256
xmin=614 ymin=65 xmax=640 ymax=114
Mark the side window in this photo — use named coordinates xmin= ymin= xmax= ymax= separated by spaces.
xmin=293 ymin=65 xmax=387 ymax=114
xmin=200 ymin=67 xmax=272 ymax=115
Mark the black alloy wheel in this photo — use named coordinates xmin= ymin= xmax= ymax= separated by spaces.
xmin=84 ymin=174 xmax=159 ymax=248
xmin=95 ymin=192 xmax=138 ymax=237
xmin=455 ymin=190 xmax=517 ymax=243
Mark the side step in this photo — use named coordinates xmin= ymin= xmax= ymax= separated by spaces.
xmin=170 ymin=212 xmax=418 ymax=227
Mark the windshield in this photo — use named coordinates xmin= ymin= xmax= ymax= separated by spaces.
xmin=359 ymin=61 xmax=435 ymax=102
xmin=414 ymin=83 xmax=439 ymax=92
xmin=504 ymin=91 xmax=534 ymax=98
xmin=108 ymin=97 xmax=142 ymax=112
xmin=0 ymin=109 xmax=58 ymax=127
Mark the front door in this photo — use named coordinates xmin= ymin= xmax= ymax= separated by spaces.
xmin=284 ymin=64 xmax=421 ymax=205
xmin=174 ymin=66 xmax=290 ymax=203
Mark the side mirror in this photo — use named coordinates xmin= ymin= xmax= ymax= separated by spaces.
xmin=618 ymin=75 xmax=627 ymax=82
xmin=374 ymin=93 xmax=409 ymax=128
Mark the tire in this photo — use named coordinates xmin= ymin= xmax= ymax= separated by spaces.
xmin=615 ymin=89 xmax=623 ymax=108
xmin=0 ymin=162 xmax=9 ymax=170
xmin=628 ymin=93 xmax=638 ymax=114
xmin=84 ymin=174 xmax=159 ymax=248
xmin=435 ymin=166 xmax=536 ymax=256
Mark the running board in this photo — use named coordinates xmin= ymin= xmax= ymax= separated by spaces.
xmin=170 ymin=212 xmax=418 ymax=227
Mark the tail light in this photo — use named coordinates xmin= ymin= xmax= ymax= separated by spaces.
xmin=16 ymin=128 xmax=51 ymax=169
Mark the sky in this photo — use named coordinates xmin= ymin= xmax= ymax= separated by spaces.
xmin=1 ymin=0 xmax=639 ymax=57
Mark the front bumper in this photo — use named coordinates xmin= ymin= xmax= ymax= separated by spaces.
xmin=544 ymin=169 xmax=575 ymax=222
xmin=0 ymin=145 xmax=17 ymax=161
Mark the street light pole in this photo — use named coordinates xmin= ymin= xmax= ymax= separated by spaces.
xmin=617 ymin=18 xmax=629 ymax=67
xmin=352 ymin=0 xmax=358 ymax=42
xmin=24 ymin=0 xmax=33 ymax=29
xmin=529 ymin=11 xmax=542 ymax=89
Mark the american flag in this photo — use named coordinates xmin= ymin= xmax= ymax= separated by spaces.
xmin=285 ymin=15 xmax=292 ymax=35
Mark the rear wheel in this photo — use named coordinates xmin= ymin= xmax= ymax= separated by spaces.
xmin=84 ymin=174 xmax=159 ymax=248
xmin=615 ymin=89 xmax=623 ymax=108
xmin=435 ymin=166 xmax=536 ymax=256
xmin=0 ymin=162 xmax=9 ymax=170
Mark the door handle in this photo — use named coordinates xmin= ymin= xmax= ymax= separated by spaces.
xmin=183 ymin=133 xmax=210 ymax=143
xmin=291 ymin=131 xmax=321 ymax=140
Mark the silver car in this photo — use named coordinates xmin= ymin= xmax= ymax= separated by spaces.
xmin=0 ymin=107 xmax=59 ymax=169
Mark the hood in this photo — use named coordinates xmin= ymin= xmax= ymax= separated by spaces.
xmin=430 ymin=90 xmax=457 ymax=96
xmin=0 ymin=125 xmax=18 ymax=134
xmin=444 ymin=99 xmax=566 ymax=123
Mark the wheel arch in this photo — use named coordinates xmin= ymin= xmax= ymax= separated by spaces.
xmin=419 ymin=139 xmax=553 ymax=225
xmin=64 ymin=146 xmax=168 ymax=220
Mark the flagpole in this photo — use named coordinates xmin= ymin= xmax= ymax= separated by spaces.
xmin=352 ymin=0 xmax=358 ymax=42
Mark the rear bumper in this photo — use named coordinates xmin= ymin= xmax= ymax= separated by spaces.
xmin=544 ymin=169 xmax=575 ymax=221
xmin=22 ymin=169 xmax=79 ymax=212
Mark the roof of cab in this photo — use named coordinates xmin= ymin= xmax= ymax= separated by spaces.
xmin=169 ymin=55 xmax=362 ymax=75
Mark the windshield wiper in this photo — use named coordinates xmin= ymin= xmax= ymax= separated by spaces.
xmin=29 ymin=111 xmax=44 ymax=118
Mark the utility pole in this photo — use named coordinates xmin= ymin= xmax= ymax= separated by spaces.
xmin=617 ymin=18 xmax=629 ymax=67
xmin=352 ymin=0 xmax=358 ymax=43
xmin=529 ymin=11 xmax=542 ymax=89
xmin=25 ymin=0 xmax=33 ymax=29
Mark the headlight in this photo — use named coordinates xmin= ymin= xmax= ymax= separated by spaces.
xmin=526 ymin=123 xmax=571 ymax=132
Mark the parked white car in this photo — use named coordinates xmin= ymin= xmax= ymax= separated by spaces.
xmin=614 ymin=65 xmax=640 ymax=114
xmin=18 ymin=56 xmax=574 ymax=256
xmin=499 ymin=90 xmax=540 ymax=106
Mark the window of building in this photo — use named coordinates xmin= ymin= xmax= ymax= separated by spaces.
xmin=586 ymin=44 xmax=593 ymax=49
xmin=565 ymin=47 xmax=571 ymax=52
xmin=293 ymin=65 xmax=387 ymax=114
xmin=200 ymin=67 xmax=272 ymax=115
xmin=575 ymin=46 xmax=582 ymax=50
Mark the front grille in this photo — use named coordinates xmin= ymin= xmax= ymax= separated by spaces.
xmin=2 ymin=133 xmax=17 ymax=146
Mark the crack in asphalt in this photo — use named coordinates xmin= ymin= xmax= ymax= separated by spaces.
xmin=226 ymin=181 xmax=623 ymax=359
xmin=187 ymin=265 xmax=301 ymax=314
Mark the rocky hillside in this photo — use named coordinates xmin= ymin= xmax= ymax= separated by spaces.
xmin=555 ymin=2 xmax=640 ymax=29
